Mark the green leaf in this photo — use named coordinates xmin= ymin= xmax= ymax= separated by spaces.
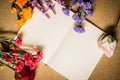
xmin=15 ymin=72 xmax=22 ymax=78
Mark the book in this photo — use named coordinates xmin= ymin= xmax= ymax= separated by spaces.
xmin=18 ymin=2 xmax=104 ymax=80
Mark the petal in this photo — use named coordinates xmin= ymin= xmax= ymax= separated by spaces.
xmin=62 ymin=7 xmax=70 ymax=16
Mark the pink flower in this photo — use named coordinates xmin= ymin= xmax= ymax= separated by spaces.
xmin=34 ymin=51 xmax=43 ymax=63
xmin=6 ymin=57 xmax=12 ymax=62
xmin=25 ymin=60 xmax=33 ymax=66
xmin=24 ymin=53 xmax=33 ymax=66
xmin=36 ymin=51 xmax=43 ymax=58
xmin=98 ymin=35 xmax=117 ymax=57
xmin=15 ymin=60 xmax=24 ymax=72
xmin=2 ymin=53 xmax=8 ymax=58
xmin=15 ymin=37 xmax=22 ymax=47
xmin=30 ymin=62 xmax=36 ymax=70
xmin=13 ymin=55 xmax=19 ymax=60
xmin=11 ymin=47 xmax=17 ymax=53
xmin=3 ymin=53 xmax=12 ymax=62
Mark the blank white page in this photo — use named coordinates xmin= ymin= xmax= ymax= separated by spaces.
xmin=18 ymin=2 xmax=74 ymax=63
xmin=47 ymin=20 xmax=104 ymax=80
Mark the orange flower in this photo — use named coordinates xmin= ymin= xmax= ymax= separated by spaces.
xmin=20 ymin=7 xmax=33 ymax=20
xmin=10 ymin=7 xmax=17 ymax=13
xmin=8 ymin=0 xmax=14 ymax=3
xmin=16 ymin=18 xmax=26 ymax=27
xmin=16 ymin=0 xmax=27 ymax=7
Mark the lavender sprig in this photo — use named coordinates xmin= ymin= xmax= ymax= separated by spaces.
xmin=71 ymin=0 xmax=94 ymax=33
xmin=73 ymin=22 xmax=85 ymax=33
xmin=28 ymin=0 xmax=58 ymax=18
xmin=55 ymin=0 xmax=66 ymax=6
xmin=62 ymin=7 xmax=70 ymax=16
xmin=44 ymin=0 xmax=56 ymax=14
xmin=29 ymin=0 xmax=50 ymax=18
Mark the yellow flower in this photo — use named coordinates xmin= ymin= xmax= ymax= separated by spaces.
xmin=16 ymin=18 xmax=26 ymax=27
xmin=8 ymin=0 xmax=14 ymax=3
xmin=0 ymin=43 xmax=2 ymax=50
xmin=10 ymin=7 xmax=17 ymax=13
xmin=20 ymin=7 xmax=33 ymax=20
xmin=9 ymin=43 xmax=14 ymax=49
xmin=16 ymin=0 xmax=27 ymax=7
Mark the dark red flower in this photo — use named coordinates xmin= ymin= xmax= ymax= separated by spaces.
xmin=15 ymin=77 xmax=21 ymax=80
xmin=15 ymin=66 xmax=35 ymax=80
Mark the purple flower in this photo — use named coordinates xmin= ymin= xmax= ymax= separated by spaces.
xmin=62 ymin=7 xmax=70 ymax=16
xmin=36 ymin=4 xmax=47 ymax=13
xmin=72 ymin=0 xmax=78 ymax=5
xmin=31 ymin=0 xmax=38 ymax=6
xmin=44 ymin=0 xmax=54 ymax=8
xmin=74 ymin=26 xmax=85 ymax=33
xmin=72 ymin=13 xmax=80 ymax=22
xmin=56 ymin=0 xmax=66 ymax=5
xmin=72 ymin=0 xmax=84 ymax=5
xmin=44 ymin=0 xmax=56 ymax=14
xmin=85 ymin=10 xmax=93 ymax=16
xmin=80 ymin=2 xmax=91 ymax=9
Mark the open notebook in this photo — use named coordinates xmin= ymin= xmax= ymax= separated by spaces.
xmin=18 ymin=2 xmax=104 ymax=80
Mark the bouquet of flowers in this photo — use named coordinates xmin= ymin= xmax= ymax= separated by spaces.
xmin=0 ymin=36 xmax=43 ymax=80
